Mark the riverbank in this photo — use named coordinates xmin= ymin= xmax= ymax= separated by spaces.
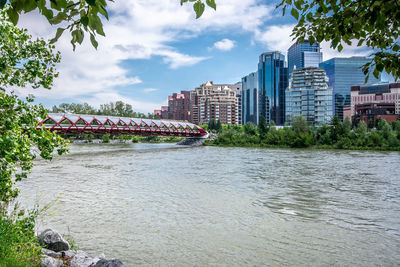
xmin=203 ymin=117 xmax=400 ymax=151
xmin=203 ymin=140 xmax=400 ymax=151
xmin=39 ymin=229 xmax=123 ymax=267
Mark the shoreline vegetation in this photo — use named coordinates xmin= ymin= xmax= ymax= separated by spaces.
xmin=201 ymin=116 xmax=400 ymax=152
xmin=62 ymin=134 xmax=185 ymax=144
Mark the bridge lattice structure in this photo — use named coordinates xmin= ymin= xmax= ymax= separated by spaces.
xmin=38 ymin=113 xmax=208 ymax=137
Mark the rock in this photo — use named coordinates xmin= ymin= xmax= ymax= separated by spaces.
xmin=39 ymin=229 xmax=70 ymax=252
xmin=92 ymin=259 xmax=124 ymax=267
xmin=62 ymin=250 xmax=77 ymax=259
xmin=41 ymin=255 xmax=63 ymax=267
xmin=70 ymin=250 xmax=96 ymax=267
xmin=41 ymin=248 xmax=62 ymax=258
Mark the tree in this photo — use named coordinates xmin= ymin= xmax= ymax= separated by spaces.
xmin=277 ymin=0 xmax=400 ymax=81
xmin=291 ymin=116 xmax=309 ymax=134
xmin=258 ymin=115 xmax=268 ymax=140
xmin=1 ymin=0 xmax=216 ymax=49
xmin=0 ymin=10 xmax=60 ymax=90
xmin=0 ymin=9 xmax=68 ymax=206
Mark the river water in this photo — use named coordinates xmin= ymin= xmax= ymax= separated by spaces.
xmin=18 ymin=144 xmax=400 ymax=266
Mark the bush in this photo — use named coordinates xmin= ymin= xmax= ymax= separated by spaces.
xmin=102 ymin=134 xmax=111 ymax=143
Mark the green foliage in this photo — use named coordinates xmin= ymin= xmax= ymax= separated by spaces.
xmin=291 ymin=116 xmax=310 ymax=134
xmin=209 ymin=116 xmax=400 ymax=151
xmin=1 ymin=0 xmax=110 ymax=50
xmin=181 ymin=0 xmax=216 ymax=18
xmin=207 ymin=119 xmax=222 ymax=132
xmin=0 ymin=93 xmax=68 ymax=205
xmin=0 ymin=10 xmax=60 ymax=90
xmin=142 ymin=135 xmax=161 ymax=143
xmin=244 ymin=122 xmax=257 ymax=136
xmin=0 ymin=212 xmax=41 ymax=267
xmin=102 ymin=133 xmax=110 ymax=143
xmin=277 ymin=0 xmax=400 ymax=81
xmin=1 ymin=0 xmax=216 ymax=50
xmin=0 ymin=13 xmax=68 ymax=205
xmin=258 ymin=116 xmax=268 ymax=140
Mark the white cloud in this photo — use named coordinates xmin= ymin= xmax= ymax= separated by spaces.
xmin=143 ymin=88 xmax=158 ymax=93
xmin=14 ymin=0 xmax=275 ymax=113
xmin=212 ymin=38 xmax=236 ymax=51
xmin=254 ymin=24 xmax=295 ymax=53
xmin=253 ymin=23 xmax=373 ymax=61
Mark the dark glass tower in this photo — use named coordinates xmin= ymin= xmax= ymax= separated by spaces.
xmin=241 ymin=72 xmax=258 ymax=125
xmin=288 ymin=41 xmax=322 ymax=76
xmin=319 ymin=57 xmax=381 ymax=120
xmin=258 ymin=52 xmax=288 ymax=125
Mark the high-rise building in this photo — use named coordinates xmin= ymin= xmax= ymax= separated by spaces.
xmin=241 ymin=72 xmax=259 ymax=125
xmin=348 ymin=82 xmax=400 ymax=124
xmin=258 ymin=51 xmax=288 ymax=125
xmin=229 ymin=82 xmax=243 ymax=125
xmin=288 ymin=41 xmax=322 ymax=75
xmin=191 ymin=81 xmax=238 ymax=125
xmin=285 ymin=67 xmax=333 ymax=125
xmin=167 ymin=91 xmax=192 ymax=121
xmin=319 ymin=56 xmax=381 ymax=120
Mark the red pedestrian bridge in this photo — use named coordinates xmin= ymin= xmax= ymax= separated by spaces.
xmin=38 ymin=113 xmax=208 ymax=137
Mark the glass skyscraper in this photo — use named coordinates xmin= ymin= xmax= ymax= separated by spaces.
xmin=242 ymin=72 xmax=258 ymax=125
xmin=286 ymin=67 xmax=333 ymax=125
xmin=258 ymin=51 xmax=288 ymax=125
xmin=319 ymin=57 xmax=381 ymax=120
xmin=287 ymin=41 xmax=322 ymax=75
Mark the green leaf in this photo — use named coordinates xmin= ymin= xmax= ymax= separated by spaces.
xmin=291 ymin=8 xmax=299 ymax=20
xmin=193 ymin=0 xmax=205 ymax=19
xmin=180 ymin=0 xmax=189 ymax=5
xmin=86 ymin=0 xmax=96 ymax=6
xmin=49 ymin=12 xmax=67 ymax=24
xmin=98 ymin=6 xmax=109 ymax=20
xmin=90 ymin=33 xmax=98 ymax=49
xmin=376 ymin=62 xmax=384 ymax=72
xmin=22 ymin=0 xmax=38 ymax=12
xmin=0 ymin=0 xmax=6 ymax=9
xmin=81 ymin=16 xmax=89 ymax=26
xmin=373 ymin=67 xmax=380 ymax=79
xmin=7 ymin=8 xmax=19 ymax=25
xmin=50 ymin=27 xmax=65 ymax=44
xmin=206 ymin=0 xmax=216 ymax=10
xmin=338 ymin=43 xmax=343 ymax=52
xmin=42 ymin=7 xmax=54 ymax=20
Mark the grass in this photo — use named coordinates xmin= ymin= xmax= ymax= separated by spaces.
xmin=0 ymin=212 xmax=41 ymax=267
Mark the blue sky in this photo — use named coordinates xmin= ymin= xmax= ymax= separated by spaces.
xmin=14 ymin=0 xmax=377 ymax=113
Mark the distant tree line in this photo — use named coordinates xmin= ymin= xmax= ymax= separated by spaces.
xmin=51 ymin=101 xmax=156 ymax=119
xmin=205 ymin=116 xmax=400 ymax=151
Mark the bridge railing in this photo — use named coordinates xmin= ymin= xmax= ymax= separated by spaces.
xmin=38 ymin=113 xmax=208 ymax=137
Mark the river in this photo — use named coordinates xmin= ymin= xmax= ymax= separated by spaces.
xmin=18 ymin=144 xmax=400 ymax=266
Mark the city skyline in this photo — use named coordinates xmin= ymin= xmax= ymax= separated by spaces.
xmin=10 ymin=0 xmax=386 ymax=114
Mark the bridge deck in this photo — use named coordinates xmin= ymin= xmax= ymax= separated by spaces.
xmin=38 ymin=113 xmax=208 ymax=137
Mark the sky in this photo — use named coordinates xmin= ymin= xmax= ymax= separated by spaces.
xmin=13 ymin=0 xmax=378 ymax=113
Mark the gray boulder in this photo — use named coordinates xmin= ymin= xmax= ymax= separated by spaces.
xmin=92 ymin=259 xmax=124 ymax=267
xmin=62 ymin=250 xmax=77 ymax=259
xmin=41 ymin=248 xmax=62 ymax=258
xmin=38 ymin=229 xmax=70 ymax=252
xmin=70 ymin=250 xmax=99 ymax=267
xmin=41 ymin=255 xmax=64 ymax=267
